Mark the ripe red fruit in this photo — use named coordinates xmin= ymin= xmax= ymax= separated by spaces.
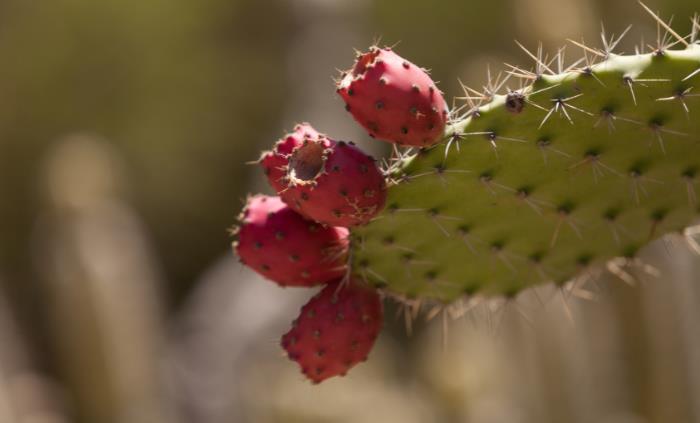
xmin=260 ymin=123 xmax=320 ymax=192
xmin=279 ymin=135 xmax=387 ymax=227
xmin=281 ymin=278 xmax=383 ymax=383
xmin=233 ymin=195 xmax=348 ymax=287
xmin=337 ymin=46 xmax=448 ymax=147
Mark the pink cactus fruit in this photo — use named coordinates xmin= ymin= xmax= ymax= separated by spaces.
xmin=280 ymin=135 xmax=387 ymax=227
xmin=233 ymin=195 xmax=348 ymax=287
xmin=281 ymin=278 xmax=384 ymax=383
xmin=260 ymin=123 xmax=320 ymax=192
xmin=337 ymin=46 xmax=448 ymax=147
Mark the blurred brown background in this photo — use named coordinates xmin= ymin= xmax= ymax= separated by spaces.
xmin=0 ymin=0 xmax=698 ymax=422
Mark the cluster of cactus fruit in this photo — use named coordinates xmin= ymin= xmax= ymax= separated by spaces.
xmin=233 ymin=46 xmax=447 ymax=382
xmin=233 ymin=6 xmax=700 ymax=383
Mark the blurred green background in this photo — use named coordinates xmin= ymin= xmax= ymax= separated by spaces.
xmin=0 ymin=0 xmax=698 ymax=422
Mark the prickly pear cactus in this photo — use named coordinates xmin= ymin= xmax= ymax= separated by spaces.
xmin=351 ymin=38 xmax=700 ymax=303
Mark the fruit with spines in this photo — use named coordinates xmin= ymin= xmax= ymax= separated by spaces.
xmin=260 ymin=123 xmax=320 ymax=192
xmin=234 ymin=195 xmax=348 ymax=287
xmin=281 ymin=278 xmax=383 ymax=383
xmin=279 ymin=135 xmax=387 ymax=227
xmin=337 ymin=46 xmax=448 ymax=147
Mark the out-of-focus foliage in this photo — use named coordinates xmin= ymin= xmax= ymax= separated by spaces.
xmin=0 ymin=0 xmax=290 ymax=311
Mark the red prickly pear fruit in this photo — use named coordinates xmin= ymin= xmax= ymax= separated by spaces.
xmin=260 ymin=123 xmax=321 ymax=192
xmin=233 ymin=195 xmax=348 ymax=287
xmin=337 ymin=46 xmax=448 ymax=147
xmin=281 ymin=278 xmax=383 ymax=383
xmin=280 ymin=135 xmax=387 ymax=227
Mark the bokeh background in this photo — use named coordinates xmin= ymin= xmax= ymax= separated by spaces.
xmin=0 ymin=0 xmax=699 ymax=422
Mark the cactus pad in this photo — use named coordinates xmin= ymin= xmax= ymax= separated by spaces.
xmin=351 ymin=44 xmax=700 ymax=303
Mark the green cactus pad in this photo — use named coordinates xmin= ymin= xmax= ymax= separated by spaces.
xmin=351 ymin=44 xmax=700 ymax=303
